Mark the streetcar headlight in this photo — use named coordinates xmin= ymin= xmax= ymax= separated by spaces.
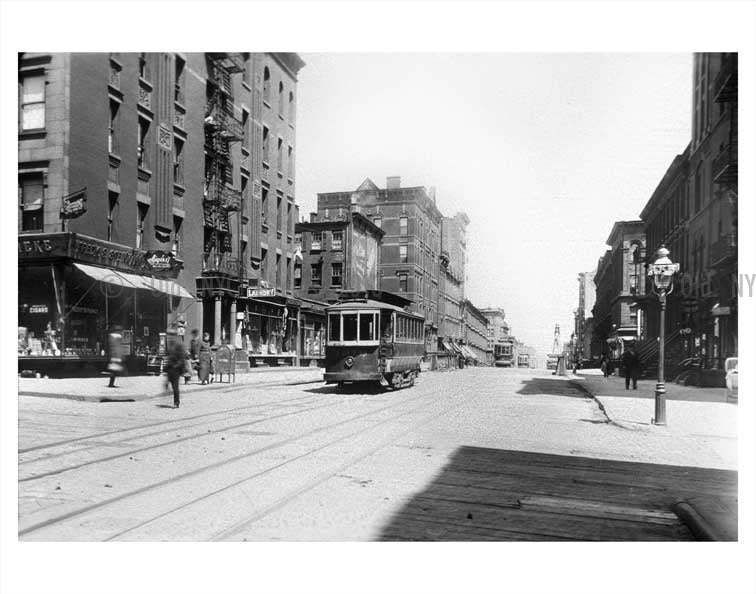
xmin=344 ymin=356 xmax=354 ymax=368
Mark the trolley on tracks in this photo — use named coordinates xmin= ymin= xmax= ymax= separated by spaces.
xmin=324 ymin=290 xmax=424 ymax=389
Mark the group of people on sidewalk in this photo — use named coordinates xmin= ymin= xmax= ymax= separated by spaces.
xmin=599 ymin=347 xmax=641 ymax=390
xmin=106 ymin=327 xmax=216 ymax=408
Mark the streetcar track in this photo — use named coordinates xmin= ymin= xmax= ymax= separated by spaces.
xmin=212 ymin=393 xmax=475 ymax=541
xmin=18 ymin=390 xmax=324 ymax=455
xmin=106 ymin=392 xmax=443 ymax=540
xmin=19 ymin=394 xmax=324 ymax=466
xmin=19 ymin=386 xmax=440 ymax=537
xmin=18 ymin=396 xmax=357 ymax=483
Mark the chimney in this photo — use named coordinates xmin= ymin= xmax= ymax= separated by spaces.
xmin=310 ymin=212 xmax=318 ymax=223
xmin=386 ymin=176 xmax=401 ymax=190
xmin=428 ymin=186 xmax=436 ymax=203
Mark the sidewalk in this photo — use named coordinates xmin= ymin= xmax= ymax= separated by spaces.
xmin=571 ymin=371 xmax=738 ymax=541
xmin=18 ymin=366 xmax=324 ymax=402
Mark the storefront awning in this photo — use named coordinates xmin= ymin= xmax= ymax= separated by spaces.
xmin=73 ymin=263 xmax=194 ymax=299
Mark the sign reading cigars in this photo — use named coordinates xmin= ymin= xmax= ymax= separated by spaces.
xmin=18 ymin=233 xmax=181 ymax=278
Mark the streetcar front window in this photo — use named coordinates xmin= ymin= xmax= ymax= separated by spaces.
xmin=342 ymin=314 xmax=358 ymax=341
xmin=328 ymin=314 xmax=341 ymax=342
xmin=359 ymin=312 xmax=376 ymax=341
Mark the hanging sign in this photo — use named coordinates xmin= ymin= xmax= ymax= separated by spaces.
xmin=60 ymin=188 xmax=87 ymax=219
xmin=145 ymin=251 xmax=178 ymax=272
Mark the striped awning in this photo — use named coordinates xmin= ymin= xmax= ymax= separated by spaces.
xmin=73 ymin=263 xmax=194 ymax=299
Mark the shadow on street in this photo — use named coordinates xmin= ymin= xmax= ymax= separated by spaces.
xmin=377 ymin=446 xmax=737 ymax=541
xmin=516 ymin=377 xmax=591 ymax=399
xmin=303 ymin=382 xmax=388 ymax=396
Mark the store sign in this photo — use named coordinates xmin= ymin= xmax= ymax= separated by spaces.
xmin=712 ymin=306 xmax=731 ymax=317
xmin=247 ymin=288 xmax=276 ymax=298
xmin=145 ymin=251 xmax=177 ymax=272
xmin=18 ymin=233 xmax=181 ymax=278
xmin=28 ymin=304 xmax=49 ymax=314
xmin=59 ymin=188 xmax=87 ymax=219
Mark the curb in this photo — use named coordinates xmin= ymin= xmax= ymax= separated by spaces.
xmin=18 ymin=376 xmax=325 ymax=403
xmin=671 ymin=500 xmax=732 ymax=541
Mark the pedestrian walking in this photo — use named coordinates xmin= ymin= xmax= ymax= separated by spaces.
xmin=600 ymin=354 xmax=609 ymax=378
xmin=106 ymin=325 xmax=124 ymax=388
xmin=164 ymin=331 xmax=188 ymax=408
xmin=198 ymin=331 xmax=214 ymax=385
xmin=622 ymin=346 xmax=641 ymax=390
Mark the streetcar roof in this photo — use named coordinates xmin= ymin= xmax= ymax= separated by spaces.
xmin=326 ymin=299 xmax=423 ymax=317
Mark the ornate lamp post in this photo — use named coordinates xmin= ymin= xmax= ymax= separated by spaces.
xmin=648 ymin=246 xmax=679 ymax=425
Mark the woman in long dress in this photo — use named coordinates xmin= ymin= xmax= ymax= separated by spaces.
xmin=198 ymin=331 xmax=213 ymax=384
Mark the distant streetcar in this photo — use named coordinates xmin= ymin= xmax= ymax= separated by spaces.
xmin=324 ymin=291 xmax=424 ymax=389
xmin=493 ymin=340 xmax=516 ymax=367
xmin=517 ymin=353 xmax=530 ymax=368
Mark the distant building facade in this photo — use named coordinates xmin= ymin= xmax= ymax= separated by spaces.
xmin=591 ymin=221 xmax=646 ymax=359
xmin=316 ymin=177 xmax=443 ymax=352
xmin=462 ymin=299 xmax=488 ymax=364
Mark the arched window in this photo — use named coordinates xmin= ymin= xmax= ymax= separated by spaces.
xmin=288 ymin=91 xmax=295 ymax=121
xmin=278 ymin=82 xmax=284 ymax=115
xmin=263 ymin=67 xmax=270 ymax=104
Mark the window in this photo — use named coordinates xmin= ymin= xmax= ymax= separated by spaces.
xmin=174 ymin=55 xmax=185 ymax=103
xmin=278 ymin=81 xmax=284 ymax=116
xmin=329 ymin=314 xmax=341 ymax=341
xmin=287 ymin=145 xmax=293 ymax=177
xmin=288 ymin=91 xmax=295 ymax=121
xmin=137 ymin=116 xmax=150 ymax=169
xmin=277 ymin=193 xmax=283 ymax=232
xmin=276 ymin=253 xmax=282 ymax=287
xmin=172 ymin=216 xmax=183 ymax=256
xmin=343 ymin=314 xmax=358 ymax=341
xmin=260 ymin=248 xmax=268 ymax=280
xmin=241 ymin=109 xmax=250 ymax=151
xmin=261 ymin=186 xmax=269 ymax=226
xmin=287 ymin=201 xmax=293 ymax=236
xmin=331 ymin=262 xmax=343 ymax=287
xmin=311 ymin=263 xmax=322 ymax=286
xmin=399 ymin=245 xmax=408 ymax=263
xmin=107 ymin=192 xmax=118 ymax=241
xmin=311 ymin=232 xmax=322 ymax=251
xmin=136 ymin=203 xmax=148 ymax=248
xmin=108 ymin=99 xmax=119 ymax=154
xmin=242 ymin=53 xmax=250 ymax=86
xmin=19 ymin=172 xmax=44 ymax=232
xmin=20 ymin=74 xmax=45 ymax=131
xmin=277 ymin=137 xmax=283 ymax=171
xmin=400 ymin=215 xmax=408 ymax=235
xmin=263 ymin=67 xmax=270 ymax=104
xmin=294 ymin=262 xmax=302 ymax=288
xmin=332 ymin=230 xmax=343 ymax=250
xmin=262 ymin=126 xmax=270 ymax=163
xmin=399 ymin=275 xmax=408 ymax=292
xmin=138 ymin=53 xmax=149 ymax=79
xmin=173 ymin=136 xmax=184 ymax=184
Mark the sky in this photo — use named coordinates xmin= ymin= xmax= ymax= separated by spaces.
xmin=294 ymin=53 xmax=693 ymax=356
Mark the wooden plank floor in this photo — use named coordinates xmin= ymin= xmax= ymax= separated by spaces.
xmin=378 ymin=447 xmax=737 ymax=541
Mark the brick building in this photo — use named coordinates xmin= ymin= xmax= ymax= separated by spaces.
xmin=480 ymin=307 xmax=508 ymax=366
xmin=462 ymin=299 xmax=488 ymax=364
xmin=574 ymin=271 xmax=596 ymax=362
xmin=436 ymin=212 xmax=468 ymax=366
xmin=18 ymin=52 xmax=305 ymax=375
xmin=590 ymin=221 xmax=646 ymax=360
xmin=316 ymin=177 xmax=443 ymax=351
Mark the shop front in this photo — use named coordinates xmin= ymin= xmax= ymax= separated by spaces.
xmin=237 ymin=287 xmax=300 ymax=367
xmin=18 ymin=233 xmax=193 ymax=377
xmin=298 ymin=297 xmax=327 ymax=367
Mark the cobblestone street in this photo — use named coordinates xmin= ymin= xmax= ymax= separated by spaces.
xmin=18 ymin=367 xmax=736 ymax=541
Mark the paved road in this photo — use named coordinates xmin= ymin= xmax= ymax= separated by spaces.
xmin=17 ymin=367 xmax=736 ymax=541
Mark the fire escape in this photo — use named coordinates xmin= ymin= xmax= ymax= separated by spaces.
xmin=202 ymin=53 xmax=244 ymax=281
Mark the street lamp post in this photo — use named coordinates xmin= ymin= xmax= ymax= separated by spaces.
xmin=648 ymin=246 xmax=680 ymax=426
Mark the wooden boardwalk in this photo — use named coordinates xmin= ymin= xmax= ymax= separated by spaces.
xmin=378 ymin=447 xmax=737 ymax=541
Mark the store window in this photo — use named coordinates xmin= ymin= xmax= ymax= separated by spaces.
xmin=20 ymin=73 xmax=45 ymax=131
xmin=19 ymin=172 xmax=44 ymax=232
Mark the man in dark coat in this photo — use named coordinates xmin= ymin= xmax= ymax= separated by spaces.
xmin=165 ymin=332 xmax=188 ymax=408
xmin=622 ymin=346 xmax=641 ymax=390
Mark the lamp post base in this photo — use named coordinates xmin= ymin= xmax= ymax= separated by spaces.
xmin=653 ymin=382 xmax=667 ymax=426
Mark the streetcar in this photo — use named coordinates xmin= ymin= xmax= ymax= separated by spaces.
xmin=517 ymin=353 xmax=530 ymax=368
xmin=493 ymin=339 xmax=516 ymax=367
xmin=324 ymin=290 xmax=424 ymax=389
